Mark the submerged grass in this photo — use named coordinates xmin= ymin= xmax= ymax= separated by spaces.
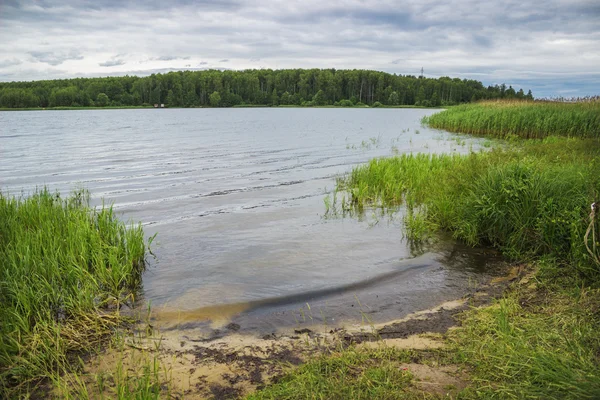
xmin=0 ymin=188 xmax=153 ymax=397
xmin=423 ymin=100 xmax=600 ymax=139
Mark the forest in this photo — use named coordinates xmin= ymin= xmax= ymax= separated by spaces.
xmin=0 ymin=68 xmax=533 ymax=108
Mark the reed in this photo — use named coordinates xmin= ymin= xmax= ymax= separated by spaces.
xmin=0 ymin=188 xmax=152 ymax=397
xmin=423 ymin=100 xmax=600 ymax=139
xmin=337 ymin=137 xmax=600 ymax=279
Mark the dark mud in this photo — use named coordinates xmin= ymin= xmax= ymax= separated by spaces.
xmin=344 ymin=264 xmax=523 ymax=344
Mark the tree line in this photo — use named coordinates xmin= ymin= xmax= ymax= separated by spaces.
xmin=0 ymin=69 xmax=533 ymax=108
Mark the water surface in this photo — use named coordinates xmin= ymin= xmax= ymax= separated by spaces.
xmin=0 ymin=108 xmax=499 ymax=335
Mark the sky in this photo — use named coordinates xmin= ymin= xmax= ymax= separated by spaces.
xmin=1 ymin=0 xmax=599 ymax=98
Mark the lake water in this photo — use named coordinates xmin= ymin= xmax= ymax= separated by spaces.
xmin=0 ymin=108 xmax=501 ymax=336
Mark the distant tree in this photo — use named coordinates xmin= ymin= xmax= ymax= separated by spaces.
xmin=372 ymin=101 xmax=383 ymax=107
xmin=96 ymin=93 xmax=109 ymax=107
xmin=339 ymin=99 xmax=353 ymax=107
xmin=526 ymin=90 xmax=534 ymax=100
xmin=184 ymin=88 xmax=197 ymax=107
xmin=431 ymin=91 xmax=441 ymax=107
xmin=516 ymin=88 xmax=525 ymax=99
xmin=280 ymin=91 xmax=291 ymax=105
xmin=209 ymin=91 xmax=221 ymax=107
xmin=312 ymin=90 xmax=326 ymax=106
xmin=415 ymin=87 xmax=425 ymax=105
xmin=506 ymin=85 xmax=516 ymax=98
xmin=166 ymin=90 xmax=175 ymax=106
xmin=271 ymin=88 xmax=279 ymax=106
xmin=388 ymin=91 xmax=399 ymax=105
xmin=0 ymin=68 xmax=533 ymax=109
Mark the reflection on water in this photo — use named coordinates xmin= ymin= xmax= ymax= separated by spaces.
xmin=1 ymin=108 xmax=495 ymax=336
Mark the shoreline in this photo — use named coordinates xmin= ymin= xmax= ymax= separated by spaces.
xmin=0 ymin=104 xmax=438 ymax=112
xmin=75 ymin=263 xmax=521 ymax=399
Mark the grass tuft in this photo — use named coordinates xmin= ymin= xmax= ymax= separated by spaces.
xmin=0 ymin=188 xmax=152 ymax=397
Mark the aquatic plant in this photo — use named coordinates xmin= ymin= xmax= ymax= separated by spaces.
xmin=423 ymin=100 xmax=600 ymax=139
xmin=337 ymin=137 xmax=600 ymax=278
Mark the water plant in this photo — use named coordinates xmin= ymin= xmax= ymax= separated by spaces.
xmin=337 ymin=137 xmax=600 ymax=274
xmin=423 ymin=100 xmax=600 ymax=139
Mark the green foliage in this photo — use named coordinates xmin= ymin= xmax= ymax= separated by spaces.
xmin=312 ymin=89 xmax=326 ymax=106
xmin=337 ymin=138 xmax=600 ymax=278
xmin=372 ymin=101 xmax=382 ymax=108
xmin=0 ymin=189 xmax=151 ymax=397
xmin=0 ymin=69 xmax=532 ymax=109
xmin=423 ymin=100 xmax=600 ymax=139
xmin=209 ymin=91 xmax=221 ymax=107
xmin=95 ymin=93 xmax=109 ymax=107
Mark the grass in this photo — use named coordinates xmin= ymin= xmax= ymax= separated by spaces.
xmin=247 ymin=346 xmax=420 ymax=400
xmin=0 ymin=188 xmax=153 ymax=397
xmin=423 ymin=100 xmax=600 ymax=139
xmin=448 ymin=262 xmax=600 ymax=399
xmin=335 ymin=137 xmax=600 ymax=273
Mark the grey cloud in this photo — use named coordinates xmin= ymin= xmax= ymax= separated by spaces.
xmin=151 ymin=56 xmax=191 ymax=61
xmin=0 ymin=58 xmax=22 ymax=68
xmin=219 ymin=59 xmax=229 ymax=62
xmin=99 ymin=59 xmax=126 ymax=67
xmin=29 ymin=50 xmax=84 ymax=66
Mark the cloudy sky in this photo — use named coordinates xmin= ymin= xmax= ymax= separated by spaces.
xmin=1 ymin=0 xmax=599 ymax=97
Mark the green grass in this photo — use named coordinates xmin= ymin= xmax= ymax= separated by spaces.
xmin=423 ymin=100 xmax=600 ymax=139
xmin=0 ymin=188 xmax=153 ymax=397
xmin=336 ymin=137 xmax=600 ymax=275
xmin=247 ymin=347 xmax=421 ymax=400
xmin=449 ymin=259 xmax=600 ymax=399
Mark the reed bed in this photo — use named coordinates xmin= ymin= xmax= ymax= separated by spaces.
xmin=337 ymin=137 xmax=600 ymax=277
xmin=423 ymin=100 xmax=600 ymax=139
xmin=0 ymin=188 xmax=151 ymax=397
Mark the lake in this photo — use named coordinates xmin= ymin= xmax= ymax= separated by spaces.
xmin=0 ymin=108 xmax=500 ymax=336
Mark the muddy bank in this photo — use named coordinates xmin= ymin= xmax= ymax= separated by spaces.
xmin=79 ymin=264 xmax=523 ymax=399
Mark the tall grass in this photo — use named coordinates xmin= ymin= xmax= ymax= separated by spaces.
xmin=423 ymin=100 xmax=600 ymax=139
xmin=450 ymin=272 xmax=600 ymax=399
xmin=337 ymin=137 xmax=600 ymax=279
xmin=0 ymin=188 xmax=152 ymax=396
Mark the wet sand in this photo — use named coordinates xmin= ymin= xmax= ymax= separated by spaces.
xmin=80 ymin=264 xmax=522 ymax=399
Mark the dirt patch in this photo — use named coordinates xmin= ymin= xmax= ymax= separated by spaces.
xmin=358 ymin=335 xmax=445 ymax=350
xmin=401 ymin=363 xmax=469 ymax=397
xmin=344 ymin=265 xmax=524 ymax=344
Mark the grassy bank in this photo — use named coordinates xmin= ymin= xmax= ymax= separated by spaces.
xmin=252 ymin=101 xmax=600 ymax=398
xmin=423 ymin=100 xmax=600 ymax=139
xmin=0 ymin=189 xmax=152 ymax=397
